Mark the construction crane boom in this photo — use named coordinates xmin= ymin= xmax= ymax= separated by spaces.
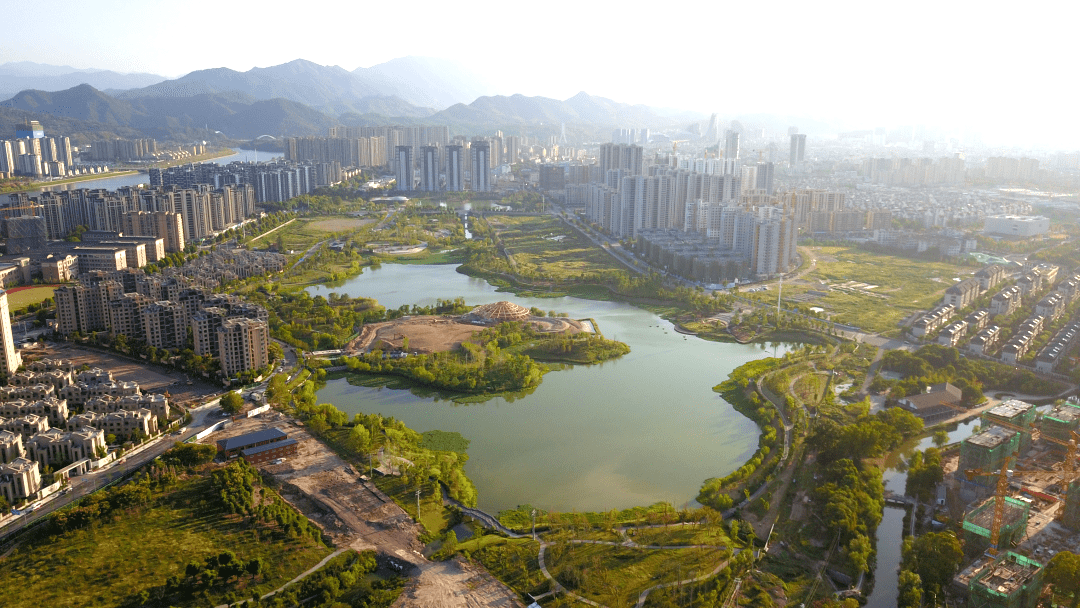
xmin=964 ymin=453 xmax=1042 ymax=555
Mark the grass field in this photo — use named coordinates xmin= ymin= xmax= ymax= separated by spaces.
xmin=0 ymin=475 xmax=331 ymax=608
xmin=307 ymin=217 xmax=372 ymax=232
xmin=780 ymin=246 xmax=972 ymax=333
xmin=487 ymin=215 xmax=625 ymax=282
xmin=7 ymin=285 xmax=57 ymax=310
xmin=547 ymin=542 xmax=730 ymax=607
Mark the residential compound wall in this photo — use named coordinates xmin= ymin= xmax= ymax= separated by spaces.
xmin=0 ymin=358 xmax=167 ymax=503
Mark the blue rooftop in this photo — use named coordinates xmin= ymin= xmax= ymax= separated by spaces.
xmin=218 ymin=427 xmax=287 ymax=451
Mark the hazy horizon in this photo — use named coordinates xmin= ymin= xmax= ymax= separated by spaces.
xmin=2 ymin=0 xmax=1074 ymax=150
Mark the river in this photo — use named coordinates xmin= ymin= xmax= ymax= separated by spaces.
xmin=312 ymin=263 xmax=795 ymax=514
xmin=864 ymin=418 xmax=980 ymax=606
xmin=26 ymin=148 xmax=277 ymax=194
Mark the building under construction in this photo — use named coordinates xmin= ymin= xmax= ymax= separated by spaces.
xmin=1041 ymin=401 xmax=1080 ymax=452
xmin=983 ymin=399 xmax=1037 ymax=453
xmin=963 ymin=496 xmax=1032 ymax=555
xmin=959 ymin=427 xmax=1022 ymax=491
xmin=960 ymin=552 xmax=1044 ymax=608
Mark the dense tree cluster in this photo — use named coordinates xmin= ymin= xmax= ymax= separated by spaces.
xmin=49 ymin=477 xmax=153 ymax=533
xmin=159 ymin=442 xmax=217 ymax=468
xmin=698 ymin=358 xmax=786 ymax=510
xmin=905 ymin=447 xmax=945 ymax=503
xmin=900 ymin=531 xmax=964 ymax=602
xmin=881 ymin=344 xmax=1060 ymax=399
xmin=812 ymin=458 xmax=885 ymax=545
xmin=809 ymin=408 xmax=923 ymax=463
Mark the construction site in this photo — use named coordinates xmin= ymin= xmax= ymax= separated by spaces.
xmin=345 ymin=300 xmax=590 ymax=355
xmin=946 ymin=398 xmax=1080 ymax=607
xmin=200 ymin=412 xmax=526 ymax=608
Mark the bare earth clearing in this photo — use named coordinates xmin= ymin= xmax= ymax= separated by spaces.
xmin=347 ymin=315 xmax=585 ymax=354
xmin=209 ymin=415 xmax=525 ymax=608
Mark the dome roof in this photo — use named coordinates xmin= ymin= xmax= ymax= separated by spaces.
xmin=470 ymin=301 xmax=530 ymax=321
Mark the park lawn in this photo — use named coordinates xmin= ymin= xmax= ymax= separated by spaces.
xmin=547 ymin=542 xmax=730 ymax=607
xmin=306 ymin=216 xmax=372 ymax=233
xmin=786 ymin=246 xmax=972 ymax=333
xmin=7 ymin=285 xmax=57 ymax=310
xmin=488 ymin=215 xmax=625 ymax=282
xmin=0 ymin=475 xmax=331 ymax=608
xmin=628 ymin=523 xmax=731 ymax=547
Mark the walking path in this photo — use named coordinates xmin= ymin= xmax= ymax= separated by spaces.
xmin=247 ymin=217 xmax=296 ymax=245
xmin=214 ymin=546 xmax=351 ymax=608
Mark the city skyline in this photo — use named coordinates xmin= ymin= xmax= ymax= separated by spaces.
xmin=1 ymin=0 xmax=1074 ymax=150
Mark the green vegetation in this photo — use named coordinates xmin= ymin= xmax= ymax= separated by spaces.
xmin=420 ymin=430 xmax=470 ymax=453
xmin=779 ymin=245 xmax=972 ymax=333
xmin=905 ymin=447 xmax=945 ymax=503
xmin=7 ymin=286 xmax=57 ymax=311
xmin=281 ymin=382 xmax=478 ymax=507
xmin=698 ymin=357 xmax=789 ymax=510
xmin=900 ymin=531 xmax=964 ymax=604
xmin=220 ymin=391 xmax=244 ymax=414
xmin=1045 ymin=551 xmax=1080 ymax=608
xmin=340 ymin=320 xmax=628 ymax=397
xmin=258 ymin=549 xmax=404 ymax=608
xmin=546 ymin=541 xmax=731 ymax=608
xmin=159 ymin=442 xmax=217 ymax=468
xmin=0 ymin=463 xmax=330 ymax=608
xmin=879 ymin=344 xmax=1065 ymax=398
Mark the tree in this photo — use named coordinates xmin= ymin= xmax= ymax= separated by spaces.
xmin=847 ymin=534 xmax=872 ymax=575
xmin=1045 ymin=551 xmax=1080 ymax=608
xmin=898 ymin=570 xmax=922 ymax=608
xmin=221 ymin=392 xmax=244 ymax=415
xmin=246 ymin=557 xmax=266 ymax=581
xmin=932 ymin=429 xmax=949 ymax=448
xmin=904 ymin=531 xmax=963 ymax=600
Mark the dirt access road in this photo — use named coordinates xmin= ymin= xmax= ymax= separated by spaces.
xmin=210 ymin=414 xmax=525 ymax=608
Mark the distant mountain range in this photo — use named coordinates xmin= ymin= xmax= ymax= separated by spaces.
xmin=0 ymin=61 xmax=165 ymax=104
xmin=0 ymin=57 xmax=703 ymax=143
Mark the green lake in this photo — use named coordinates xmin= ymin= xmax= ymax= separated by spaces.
xmin=312 ymin=264 xmax=793 ymax=513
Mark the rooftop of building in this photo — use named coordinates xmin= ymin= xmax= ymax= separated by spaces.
xmin=1046 ymin=402 xmax=1080 ymax=425
xmin=241 ymin=437 xmax=298 ymax=457
xmin=987 ymin=399 xmax=1035 ymax=421
xmin=217 ymin=427 xmax=287 ymax=451
xmin=971 ymin=552 xmax=1042 ymax=596
xmin=966 ymin=426 xmax=1018 ymax=449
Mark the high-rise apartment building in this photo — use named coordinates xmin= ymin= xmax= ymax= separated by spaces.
xmin=0 ymin=290 xmax=22 ymax=376
xmin=755 ymin=162 xmax=775 ymax=194
xmin=446 ymin=145 xmax=464 ymax=192
xmin=599 ymin=143 xmax=644 ymax=178
xmin=217 ymin=318 xmax=269 ymax=377
xmin=394 ymin=146 xmax=414 ymax=191
xmin=790 ymin=134 xmax=806 ymax=167
xmin=420 ymin=146 xmax=439 ymax=192
xmin=470 ymin=142 xmax=491 ymax=192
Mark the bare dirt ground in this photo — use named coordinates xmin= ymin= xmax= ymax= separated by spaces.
xmin=347 ymin=315 xmax=586 ymax=354
xmin=28 ymin=342 xmax=221 ymax=406
xmin=208 ymin=415 xmax=524 ymax=608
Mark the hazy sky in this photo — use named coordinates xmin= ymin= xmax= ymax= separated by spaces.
xmin=2 ymin=0 xmax=1073 ymax=149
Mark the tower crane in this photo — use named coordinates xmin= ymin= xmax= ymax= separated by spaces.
xmin=964 ymin=453 xmax=1042 ymax=555
xmin=980 ymin=418 xmax=1079 ymax=478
